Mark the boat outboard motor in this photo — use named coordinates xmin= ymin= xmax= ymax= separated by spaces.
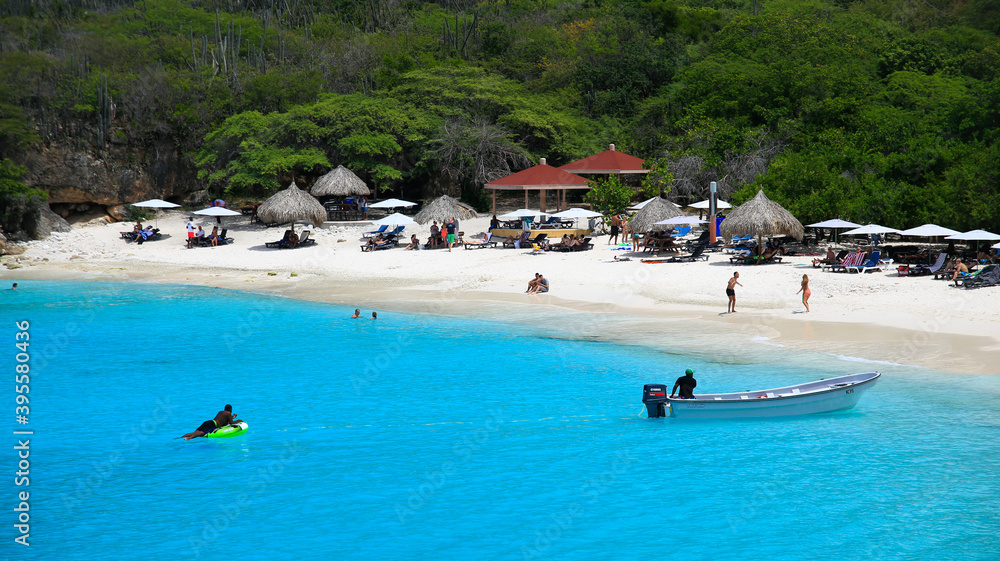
xmin=642 ymin=384 xmax=668 ymax=418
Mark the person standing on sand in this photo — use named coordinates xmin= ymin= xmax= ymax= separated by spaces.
xmin=609 ymin=214 xmax=621 ymax=245
xmin=446 ymin=218 xmax=456 ymax=251
xmin=726 ymin=272 xmax=742 ymax=313
xmin=186 ymin=217 xmax=196 ymax=248
xmin=797 ymin=274 xmax=811 ymax=312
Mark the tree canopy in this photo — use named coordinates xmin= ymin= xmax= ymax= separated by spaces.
xmin=1 ymin=0 xmax=999 ymax=230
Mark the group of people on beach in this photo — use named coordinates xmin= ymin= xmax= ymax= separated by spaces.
xmin=423 ymin=218 xmax=458 ymax=250
xmin=525 ymin=273 xmax=549 ymax=294
xmin=185 ymin=218 xmax=223 ymax=248
xmin=130 ymin=221 xmax=158 ymax=244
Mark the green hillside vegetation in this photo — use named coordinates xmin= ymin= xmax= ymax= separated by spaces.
xmin=1 ymin=0 xmax=998 ymax=229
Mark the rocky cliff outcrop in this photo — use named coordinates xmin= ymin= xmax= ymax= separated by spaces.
xmin=21 ymin=137 xmax=201 ymax=215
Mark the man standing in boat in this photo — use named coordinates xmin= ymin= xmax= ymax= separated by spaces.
xmin=670 ymin=369 xmax=697 ymax=399
xmin=182 ymin=404 xmax=240 ymax=440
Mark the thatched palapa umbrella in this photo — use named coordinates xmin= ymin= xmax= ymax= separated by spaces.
xmin=310 ymin=165 xmax=371 ymax=197
xmin=628 ymin=197 xmax=684 ymax=232
xmin=257 ymin=181 xmax=327 ymax=234
xmin=720 ymin=190 xmax=804 ymax=248
xmin=414 ymin=195 xmax=480 ymax=225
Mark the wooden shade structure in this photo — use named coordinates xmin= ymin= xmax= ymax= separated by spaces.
xmin=484 ymin=158 xmax=592 ymax=214
xmin=720 ymin=190 xmax=804 ymax=248
xmin=627 ymin=197 xmax=685 ymax=232
xmin=415 ymin=195 xmax=479 ymax=225
xmin=311 ymin=165 xmax=371 ymax=197
xmin=558 ymin=144 xmax=648 ymax=175
xmin=257 ymin=181 xmax=327 ymax=232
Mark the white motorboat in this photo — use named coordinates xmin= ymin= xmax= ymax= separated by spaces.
xmin=642 ymin=372 xmax=881 ymax=419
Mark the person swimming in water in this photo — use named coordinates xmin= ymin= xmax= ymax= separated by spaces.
xmin=182 ymin=405 xmax=240 ymax=440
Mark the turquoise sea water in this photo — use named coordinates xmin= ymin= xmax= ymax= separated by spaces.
xmin=3 ymin=280 xmax=999 ymax=560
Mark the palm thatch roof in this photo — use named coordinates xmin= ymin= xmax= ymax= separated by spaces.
xmin=310 ymin=165 xmax=371 ymax=197
xmin=627 ymin=197 xmax=684 ymax=232
xmin=720 ymin=190 xmax=804 ymax=240
xmin=257 ymin=181 xmax=327 ymax=226
xmin=414 ymin=195 xmax=480 ymax=225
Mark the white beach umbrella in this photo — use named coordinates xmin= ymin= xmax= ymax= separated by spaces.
xmin=993 ymin=242 xmax=1000 ymax=249
xmin=552 ymin=207 xmax=601 ymax=218
xmin=369 ymin=198 xmax=417 ymax=209
xmin=194 ymin=206 xmax=242 ymax=226
xmin=629 ymin=197 xmax=680 ymax=211
xmin=193 ymin=207 xmax=241 ymax=217
xmin=552 ymin=207 xmax=602 ymax=219
xmin=551 ymin=207 xmax=603 ymax=229
xmin=132 ymin=198 xmax=181 ymax=227
xmin=498 ymin=208 xmax=541 ymax=219
xmin=945 ymin=229 xmax=1000 ymax=241
xmin=946 ymin=229 xmax=1000 ymax=255
xmin=898 ymin=224 xmax=963 ymax=264
xmin=807 ymin=219 xmax=862 ymax=245
xmin=654 ymin=216 xmax=707 ymax=225
xmin=807 ymin=219 xmax=861 ymax=229
xmin=687 ymin=199 xmax=732 ymax=210
xmin=133 ymin=198 xmax=181 ymax=209
xmin=372 ymin=212 xmax=417 ymax=227
xmin=842 ymin=224 xmax=903 ymax=236
xmin=899 ymin=224 xmax=961 ymax=237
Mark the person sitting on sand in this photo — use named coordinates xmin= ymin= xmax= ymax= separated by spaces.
xmin=525 ymin=273 xmax=540 ymax=293
xmin=405 ymin=234 xmax=420 ymax=251
xmin=670 ymin=369 xmax=697 ymax=399
xmin=528 ymin=273 xmax=549 ymax=294
xmin=182 ymin=404 xmax=240 ymax=440
xmin=352 ymin=309 xmax=361 ymax=318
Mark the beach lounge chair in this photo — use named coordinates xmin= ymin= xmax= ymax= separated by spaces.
xmin=265 ymin=230 xmax=292 ymax=248
xmin=670 ymin=226 xmax=692 ymax=238
xmin=825 ymin=251 xmax=865 ymax=272
xmin=362 ymin=224 xmax=388 ymax=238
xmin=959 ymin=264 xmax=1000 ymax=289
xmin=505 ymin=233 xmax=547 ymax=249
xmin=908 ymin=253 xmax=946 ymax=277
xmin=666 ymin=243 xmax=709 ymax=262
xmin=503 ymin=232 xmax=530 ymax=249
xmin=814 ymin=250 xmax=848 ymax=268
xmin=570 ymin=237 xmax=593 ymax=251
xmin=464 ymin=232 xmax=498 ymax=250
xmin=217 ymin=228 xmax=233 ymax=245
xmin=846 ymin=251 xmax=882 ymax=273
xmin=297 ymin=230 xmax=316 ymax=247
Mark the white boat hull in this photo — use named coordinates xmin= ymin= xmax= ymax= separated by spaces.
xmin=648 ymin=372 xmax=880 ymax=419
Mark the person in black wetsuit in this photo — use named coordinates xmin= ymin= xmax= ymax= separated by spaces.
xmin=670 ymin=369 xmax=697 ymax=399
xmin=182 ymin=404 xmax=240 ymax=440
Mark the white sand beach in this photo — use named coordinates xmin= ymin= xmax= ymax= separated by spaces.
xmin=4 ymin=211 xmax=998 ymax=375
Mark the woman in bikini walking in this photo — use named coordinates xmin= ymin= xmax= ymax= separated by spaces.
xmin=796 ymin=274 xmax=811 ymax=312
